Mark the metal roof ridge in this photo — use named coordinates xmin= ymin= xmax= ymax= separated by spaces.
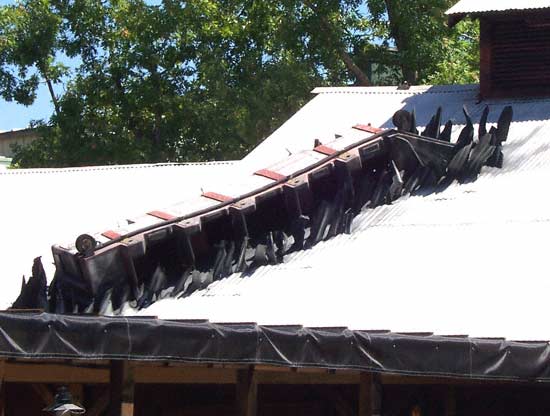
xmin=446 ymin=0 xmax=550 ymax=15
xmin=312 ymin=84 xmax=479 ymax=95
xmin=0 ymin=160 xmax=237 ymax=176
xmin=0 ymin=127 xmax=35 ymax=135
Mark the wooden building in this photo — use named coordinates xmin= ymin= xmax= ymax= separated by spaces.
xmin=2 ymin=1 xmax=550 ymax=415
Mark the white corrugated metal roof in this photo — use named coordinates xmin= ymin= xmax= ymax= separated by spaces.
xmin=134 ymin=85 xmax=550 ymax=341
xmin=242 ymin=84 xmax=476 ymax=173
xmin=446 ymin=0 xmax=550 ymax=15
xmin=0 ymin=162 xmax=237 ymax=308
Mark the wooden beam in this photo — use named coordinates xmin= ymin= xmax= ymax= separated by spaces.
xmin=380 ymin=373 xmax=525 ymax=386
xmin=133 ymin=365 xmax=237 ymax=384
xmin=133 ymin=364 xmax=358 ymax=385
xmin=4 ymin=362 xmax=108 ymax=384
xmin=109 ymin=361 xmax=135 ymax=416
xmin=358 ymin=373 xmax=381 ymax=416
xmin=236 ymin=367 xmax=257 ymax=416
xmin=254 ymin=370 xmax=360 ymax=385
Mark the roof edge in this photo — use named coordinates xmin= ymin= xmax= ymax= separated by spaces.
xmin=0 ymin=160 xmax=237 ymax=176
xmin=445 ymin=2 xmax=550 ymax=26
xmin=0 ymin=312 xmax=548 ymax=382
xmin=312 ymin=84 xmax=479 ymax=95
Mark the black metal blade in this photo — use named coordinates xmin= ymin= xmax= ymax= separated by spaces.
xmin=308 ymin=200 xmax=332 ymax=245
xmin=327 ymin=189 xmax=345 ymax=239
xmin=222 ymin=240 xmax=236 ymax=276
xmin=266 ymin=232 xmax=278 ymax=264
xmin=403 ymin=166 xmax=424 ymax=194
xmin=422 ymin=106 xmax=442 ymax=139
xmin=389 ymin=160 xmax=404 ymax=200
xmin=466 ymin=134 xmax=496 ymax=178
xmin=353 ymin=173 xmax=377 ymax=213
xmin=11 ymin=257 xmax=48 ymax=310
xmin=235 ymin=237 xmax=250 ymax=272
xmin=496 ymin=106 xmax=513 ymax=143
xmin=439 ymin=120 xmax=453 ymax=142
xmin=370 ymin=168 xmax=392 ymax=207
xmin=447 ymin=142 xmax=472 ymax=179
xmin=487 ymin=144 xmax=504 ymax=168
xmin=212 ymin=241 xmax=228 ymax=280
xmin=171 ymin=268 xmax=192 ymax=297
xmin=343 ymin=208 xmax=353 ymax=234
xmin=150 ymin=264 xmax=168 ymax=295
xmin=455 ymin=106 xmax=474 ymax=150
xmin=410 ymin=108 xmax=419 ymax=134
xmin=479 ymin=105 xmax=489 ymax=138
xmin=253 ymin=244 xmax=268 ymax=267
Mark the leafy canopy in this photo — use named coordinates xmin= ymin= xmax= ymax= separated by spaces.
xmin=0 ymin=0 xmax=479 ymax=168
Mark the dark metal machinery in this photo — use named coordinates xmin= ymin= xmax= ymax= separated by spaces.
xmin=12 ymin=105 xmax=513 ymax=315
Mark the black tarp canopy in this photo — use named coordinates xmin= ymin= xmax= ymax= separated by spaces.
xmin=0 ymin=312 xmax=548 ymax=382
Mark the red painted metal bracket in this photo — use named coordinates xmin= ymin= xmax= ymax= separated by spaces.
xmin=314 ymin=145 xmax=338 ymax=156
xmin=102 ymin=230 xmax=122 ymax=240
xmin=254 ymin=169 xmax=287 ymax=181
xmin=353 ymin=124 xmax=384 ymax=134
xmin=202 ymin=191 xmax=233 ymax=202
xmin=147 ymin=210 xmax=176 ymax=221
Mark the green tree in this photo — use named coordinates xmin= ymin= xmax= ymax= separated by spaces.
xmin=363 ymin=0 xmax=479 ymax=84
xmin=3 ymin=0 xmax=479 ymax=168
xmin=0 ymin=0 xmax=66 ymax=112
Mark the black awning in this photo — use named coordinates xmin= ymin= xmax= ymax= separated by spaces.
xmin=0 ymin=312 xmax=548 ymax=382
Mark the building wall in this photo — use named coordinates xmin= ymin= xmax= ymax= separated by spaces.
xmin=0 ymin=129 xmax=39 ymax=158
xmin=480 ymin=13 xmax=550 ymax=99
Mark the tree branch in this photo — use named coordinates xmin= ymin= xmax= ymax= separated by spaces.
xmin=384 ymin=0 xmax=417 ymax=84
xmin=303 ymin=1 xmax=371 ymax=86
xmin=44 ymin=74 xmax=60 ymax=117
xmin=338 ymin=50 xmax=371 ymax=86
xmin=38 ymin=60 xmax=60 ymax=117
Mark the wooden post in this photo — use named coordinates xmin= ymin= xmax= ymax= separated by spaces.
xmin=444 ymin=386 xmax=456 ymax=416
xmin=30 ymin=384 xmax=54 ymax=407
xmin=236 ymin=367 xmax=257 ymax=416
xmin=0 ymin=361 xmax=5 ymax=416
xmin=358 ymin=372 xmax=381 ymax=416
xmin=109 ymin=361 xmax=135 ymax=416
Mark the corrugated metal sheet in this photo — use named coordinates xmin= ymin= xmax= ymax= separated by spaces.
xmin=446 ymin=0 xmax=550 ymax=15
xmin=0 ymin=162 xmax=237 ymax=309
xmin=135 ymin=85 xmax=550 ymax=342
xmin=241 ymin=85 xmax=478 ymax=174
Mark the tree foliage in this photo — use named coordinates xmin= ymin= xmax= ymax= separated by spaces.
xmin=1 ymin=0 xmax=479 ymax=168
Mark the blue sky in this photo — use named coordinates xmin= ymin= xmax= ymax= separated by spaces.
xmin=1 ymin=85 xmax=58 ymax=131
xmin=0 ymin=0 xmax=374 ymax=131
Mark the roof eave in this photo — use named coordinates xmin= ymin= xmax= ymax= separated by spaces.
xmin=447 ymin=13 xmax=467 ymax=27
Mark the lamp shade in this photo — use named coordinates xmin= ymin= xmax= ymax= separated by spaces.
xmin=43 ymin=386 xmax=85 ymax=414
